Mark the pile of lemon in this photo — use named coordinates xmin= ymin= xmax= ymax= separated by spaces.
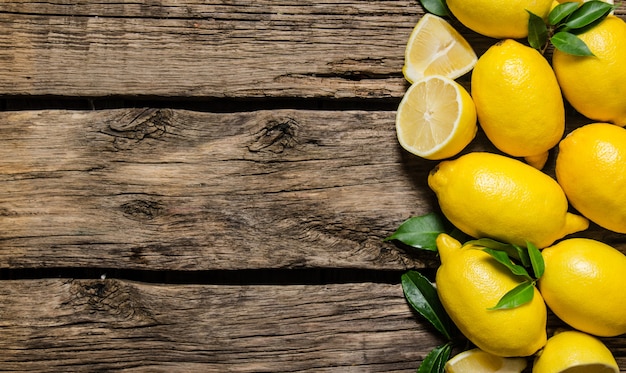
xmin=395 ymin=0 xmax=626 ymax=372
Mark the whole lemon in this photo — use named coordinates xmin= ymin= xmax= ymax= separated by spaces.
xmin=446 ymin=0 xmax=552 ymax=39
xmin=539 ymin=238 xmax=626 ymax=337
xmin=471 ymin=39 xmax=565 ymax=169
xmin=428 ymin=152 xmax=588 ymax=248
xmin=435 ymin=234 xmax=547 ymax=357
xmin=552 ymin=16 xmax=626 ymax=126
xmin=532 ymin=330 xmax=619 ymax=373
xmin=555 ymin=123 xmax=626 ymax=233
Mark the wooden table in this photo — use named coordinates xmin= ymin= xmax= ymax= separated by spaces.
xmin=0 ymin=1 xmax=624 ymax=371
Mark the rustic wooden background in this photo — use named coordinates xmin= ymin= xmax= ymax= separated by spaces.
xmin=0 ymin=1 xmax=625 ymax=371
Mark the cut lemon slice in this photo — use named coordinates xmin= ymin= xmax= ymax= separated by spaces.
xmin=444 ymin=348 xmax=527 ymax=373
xmin=402 ymin=13 xmax=477 ymax=84
xmin=532 ymin=330 xmax=619 ymax=373
xmin=395 ymin=75 xmax=477 ymax=160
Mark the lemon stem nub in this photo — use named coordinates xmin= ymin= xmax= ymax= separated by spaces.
xmin=524 ymin=152 xmax=549 ymax=170
xmin=435 ymin=233 xmax=462 ymax=263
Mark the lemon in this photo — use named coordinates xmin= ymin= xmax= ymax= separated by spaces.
xmin=555 ymin=123 xmax=626 ymax=233
xmin=402 ymin=13 xmax=477 ymax=84
xmin=428 ymin=152 xmax=588 ymax=248
xmin=532 ymin=330 xmax=619 ymax=373
xmin=395 ymin=75 xmax=477 ymax=160
xmin=446 ymin=0 xmax=552 ymax=39
xmin=538 ymin=238 xmax=626 ymax=337
xmin=552 ymin=16 xmax=626 ymax=126
xmin=435 ymin=234 xmax=547 ymax=357
xmin=445 ymin=348 xmax=527 ymax=373
xmin=471 ymin=39 xmax=565 ymax=169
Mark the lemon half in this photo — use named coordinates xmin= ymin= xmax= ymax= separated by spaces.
xmin=402 ymin=13 xmax=477 ymax=84
xmin=396 ymin=75 xmax=477 ymax=160
xmin=445 ymin=348 xmax=527 ymax=373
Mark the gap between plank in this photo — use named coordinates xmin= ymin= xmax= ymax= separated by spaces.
xmin=0 ymin=96 xmax=400 ymax=113
xmin=0 ymin=267 xmax=437 ymax=285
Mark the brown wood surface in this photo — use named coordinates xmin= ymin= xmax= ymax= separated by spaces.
xmin=0 ymin=1 xmax=625 ymax=371
xmin=1 ymin=108 xmax=623 ymax=271
xmin=0 ymin=279 xmax=442 ymax=371
xmin=0 ymin=108 xmax=437 ymax=271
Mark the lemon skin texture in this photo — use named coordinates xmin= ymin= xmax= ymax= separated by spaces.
xmin=471 ymin=39 xmax=565 ymax=169
xmin=538 ymin=238 xmax=626 ymax=337
xmin=556 ymin=123 xmax=626 ymax=233
xmin=435 ymin=234 xmax=547 ymax=357
xmin=532 ymin=330 xmax=619 ymax=373
xmin=446 ymin=0 xmax=552 ymax=39
xmin=428 ymin=152 xmax=588 ymax=248
xmin=552 ymin=16 xmax=626 ymax=126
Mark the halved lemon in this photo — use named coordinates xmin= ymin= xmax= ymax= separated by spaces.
xmin=532 ymin=330 xmax=619 ymax=373
xmin=402 ymin=13 xmax=477 ymax=84
xmin=395 ymin=75 xmax=477 ymax=160
xmin=445 ymin=348 xmax=527 ymax=373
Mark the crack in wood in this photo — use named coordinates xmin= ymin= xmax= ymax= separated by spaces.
xmin=248 ymin=117 xmax=300 ymax=153
xmin=102 ymin=108 xmax=170 ymax=150
xmin=120 ymin=199 xmax=165 ymax=221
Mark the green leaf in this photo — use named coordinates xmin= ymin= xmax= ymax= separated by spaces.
xmin=488 ymin=281 xmax=536 ymax=310
xmin=512 ymin=244 xmax=532 ymax=268
xmin=527 ymin=242 xmax=545 ymax=279
xmin=464 ymin=238 xmax=531 ymax=267
xmin=548 ymin=2 xmax=580 ymax=25
xmin=482 ymin=248 xmax=532 ymax=280
xmin=384 ymin=213 xmax=447 ymax=251
xmin=527 ymin=10 xmax=548 ymax=51
xmin=417 ymin=342 xmax=453 ymax=373
xmin=564 ymin=0 xmax=613 ymax=30
xmin=419 ymin=0 xmax=450 ymax=17
xmin=464 ymin=238 xmax=512 ymax=251
xmin=401 ymin=271 xmax=455 ymax=340
xmin=551 ymin=31 xmax=594 ymax=56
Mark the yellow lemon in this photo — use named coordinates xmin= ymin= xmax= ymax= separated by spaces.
xmin=471 ymin=39 xmax=565 ymax=169
xmin=555 ymin=123 xmax=626 ymax=233
xmin=402 ymin=13 xmax=477 ymax=84
xmin=395 ymin=75 xmax=477 ymax=160
xmin=532 ymin=330 xmax=619 ymax=373
xmin=445 ymin=348 xmax=527 ymax=373
xmin=538 ymin=238 xmax=626 ymax=337
xmin=552 ymin=16 xmax=626 ymax=126
xmin=428 ymin=152 xmax=588 ymax=248
xmin=435 ymin=234 xmax=547 ymax=357
xmin=446 ymin=0 xmax=552 ymax=39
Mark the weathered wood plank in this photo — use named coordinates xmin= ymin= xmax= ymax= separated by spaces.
xmin=0 ymin=108 xmax=438 ymax=270
xmin=0 ymin=0 xmax=421 ymax=98
xmin=0 ymin=278 xmax=623 ymax=371
xmin=0 ymin=1 xmax=623 ymax=99
xmin=1 ymin=108 xmax=624 ymax=271
xmin=0 ymin=2 xmax=623 ymax=99
xmin=0 ymin=279 xmax=444 ymax=372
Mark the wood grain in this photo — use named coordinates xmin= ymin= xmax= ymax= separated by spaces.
xmin=1 ymin=108 xmax=624 ymax=271
xmin=0 ymin=279 xmax=445 ymax=372
xmin=0 ymin=1 xmax=623 ymax=99
xmin=0 ymin=108 xmax=441 ymax=270
xmin=0 ymin=0 xmax=418 ymax=98
xmin=0 ymin=278 xmax=623 ymax=371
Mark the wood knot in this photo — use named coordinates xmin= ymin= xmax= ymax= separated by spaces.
xmin=107 ymin=108 xmax=170 ymax=150
xmin=66 ymin=279 xmax=156 ymax=326
xmin=248 ymin=117 xmax=299 ymax=153
xmin=120 ymin=199 xmax=164 ymax=220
